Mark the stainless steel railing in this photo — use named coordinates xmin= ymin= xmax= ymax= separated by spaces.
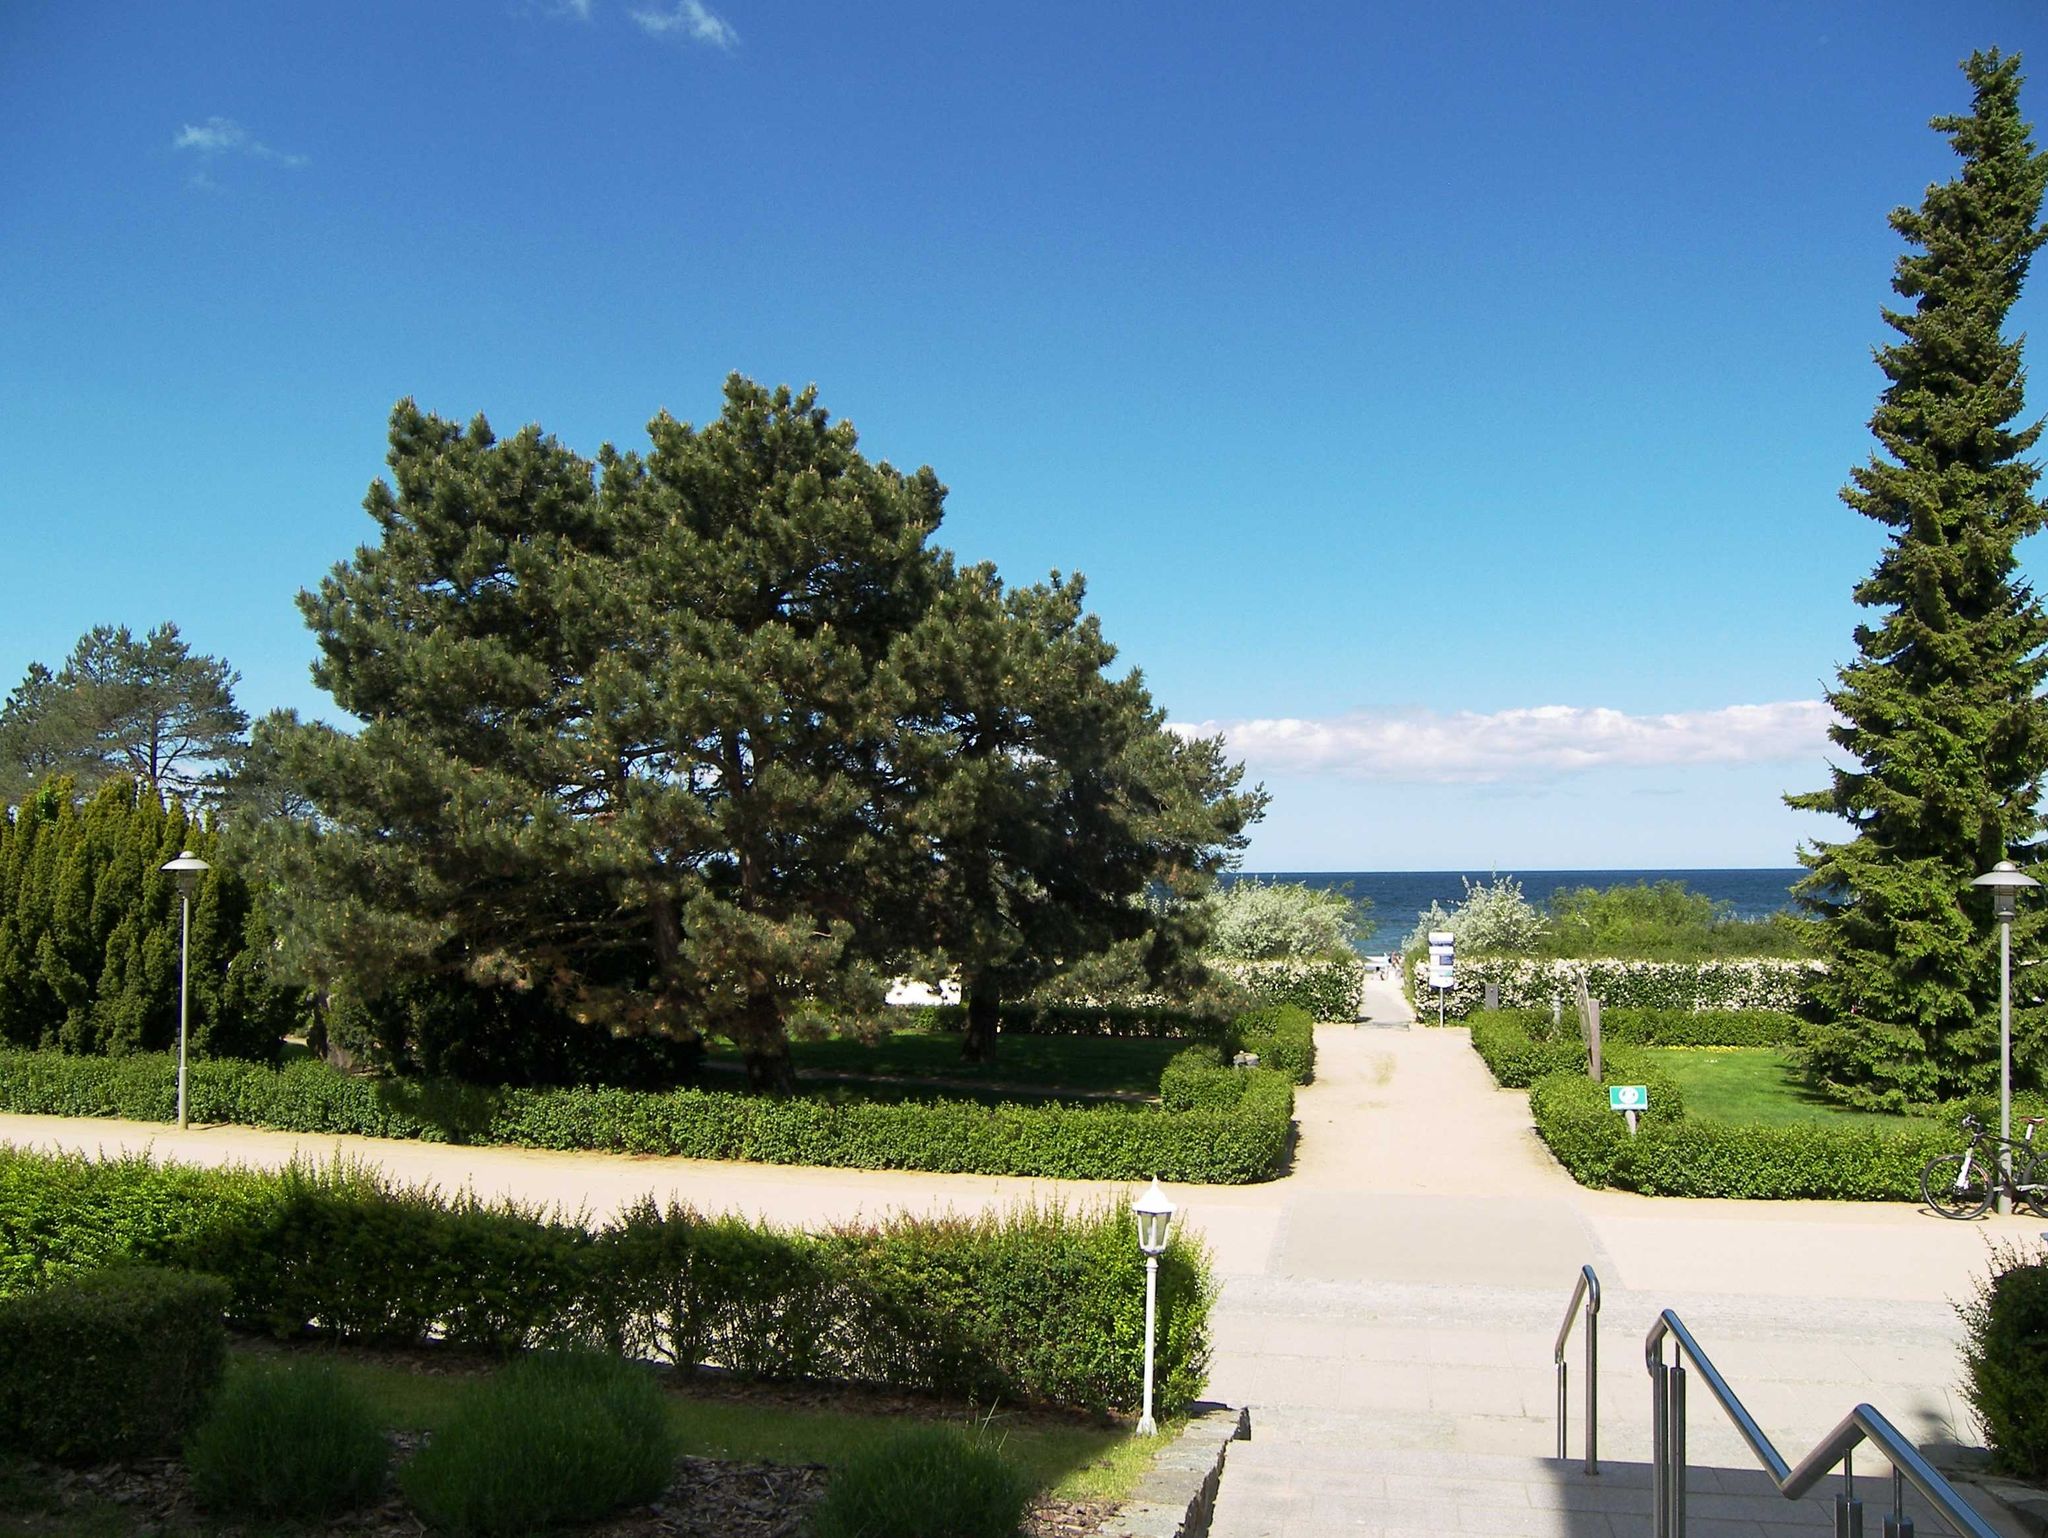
xmin=1646 ymin=1308 xmax=1999 ymax=1538
xmin=1553 ymin=1264 xmax=1601 ymax=1474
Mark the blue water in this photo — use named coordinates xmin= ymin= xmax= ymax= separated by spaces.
xmin=1227 ymin=869 xmax=1806 ymax=953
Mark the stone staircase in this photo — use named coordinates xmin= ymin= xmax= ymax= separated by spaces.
xmin=1208 ymin=1434 xmax=1992 ymax=1538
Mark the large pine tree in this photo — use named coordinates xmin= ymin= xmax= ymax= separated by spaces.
xmin=1790 ymin=49 xmax=2048 ymax=1108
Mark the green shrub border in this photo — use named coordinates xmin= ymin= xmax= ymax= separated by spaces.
xmin=1465 ymin=1007 xmax=1951 ymax=1200
xmin=0 ymin=1044 xmax=1294 ymax=1185
xmin=0 ymin=1147 xmax=1213 ymax=1417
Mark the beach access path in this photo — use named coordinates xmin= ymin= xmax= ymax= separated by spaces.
xmin=0 ymin=979 xmax=2033 ymax=1530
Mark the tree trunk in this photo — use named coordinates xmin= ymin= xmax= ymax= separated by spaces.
xmin=961 ymin=983 xmax=1000 ymax=1065
xmin=737 ymin=990 xmax=797 ymax=1095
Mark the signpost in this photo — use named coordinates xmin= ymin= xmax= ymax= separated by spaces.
xmin=1608 ymin=1084 xmax=1648 ymax=1135
xmin=1427 ymin=930 xmax=1455 ymax=1026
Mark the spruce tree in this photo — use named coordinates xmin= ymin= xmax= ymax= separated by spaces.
xmin=1789 ymin=49 xmax=2048 ymax=1108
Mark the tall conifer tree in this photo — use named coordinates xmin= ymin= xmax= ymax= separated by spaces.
xmin=1789 ymin=50 xmax=2048 ymax=1107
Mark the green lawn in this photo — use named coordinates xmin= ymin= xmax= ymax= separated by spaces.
xmin=704 ymin=1027 xmax=1185 ymax=1098
xmin=1636 ymin=1047 xmax=1929 ymax=1128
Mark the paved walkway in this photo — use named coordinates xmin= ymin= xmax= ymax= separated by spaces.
xmin=0 ymin=981 xmax=2038 ymax=1536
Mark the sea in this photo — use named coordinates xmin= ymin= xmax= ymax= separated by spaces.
xmin=1226 ymin=869 xmax=1806 ymax=954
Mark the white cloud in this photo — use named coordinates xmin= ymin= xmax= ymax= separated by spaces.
xmin=170 ymin=117 xmax=307 ymax=168
xmin=630 ymin=0 xmax=737 ymax=48
xmin=1175 ymin=700 xmax=1834 ymax=785
xmin=557 ymin=0 xmax=594 ymax=17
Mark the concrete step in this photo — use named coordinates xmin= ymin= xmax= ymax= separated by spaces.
xmin=1210 ymin=1442 xmax=2014 ymax=1538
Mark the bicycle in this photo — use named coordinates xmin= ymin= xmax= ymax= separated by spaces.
xmin=1919 ymin=1112 xmax=2048 ymax=1219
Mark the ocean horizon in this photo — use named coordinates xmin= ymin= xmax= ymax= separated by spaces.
xmin=1226 ymin=868 xmax=1805 ymax=953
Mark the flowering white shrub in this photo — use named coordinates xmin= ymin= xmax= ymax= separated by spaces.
xmin=1399 ymin=876 xmax=1546 ymax=956
xmin=1410 ymin=956 xmax=1817 ymax=1020
xmin=1204 ymin=881 xmax=1361 ymax=961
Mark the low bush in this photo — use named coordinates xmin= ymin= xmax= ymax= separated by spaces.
xmin=1599 ymin=1008 xmax=1801 ymax=1048
xmin=0 ymin=1147 xmax=1215 ymax=1417
xmin=909 ymin=1003 xmax=1225 ymax=1040
xmin=1962 ymin=1247 xmax=2048 ymax=1479
xmin=0 ymin=1045 xmax=1290 ymax=1184
xmin=1468 ymin=1009 xmax=1585 ymax=1088
xmin=1158 ymin=1047 xmax=1247 ymax=1111
xmin=0 ymin=1265 xmax=228 ymax=1463
xmin=1230 ymin=1003 xmax=1317 ymax=1083
xmin=401 ymin=1350 xmax=676 ymax=1536
xmin=185 ymin=1357 xmax=389 ymax=1519
xmin=805 ymin=1423 xmax=1033 ymax=1538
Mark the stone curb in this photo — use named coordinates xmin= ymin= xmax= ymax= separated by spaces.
xmin=1100 ymin=1402 xmax=1251 ymax=1538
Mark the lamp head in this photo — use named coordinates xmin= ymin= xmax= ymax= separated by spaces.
xmin=1974 ymin=860 xmax=2040 ymax=923
xmin=160 ymin=850 xmax=211 ymax=899
xmin=1133 ymin=1177 xmax=1175 ymax=1256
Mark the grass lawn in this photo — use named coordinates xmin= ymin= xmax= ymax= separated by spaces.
xmin=704 ymin=1026 xmax=1186 ymax=1098
xmin=0 ymin=1342 xmax=1169 ymax=1536
xmin=1636 ymin=1047 xmax=1930 ymax=1128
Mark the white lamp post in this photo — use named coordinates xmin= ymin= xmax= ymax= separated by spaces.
xmin=160 ymin=851 xmax=211 ymax=1130
xmin=1133 ymin=1177 xmax=1175 ymax=1435
xmin=1973 ymin=860 xmax=2039 ymax=1214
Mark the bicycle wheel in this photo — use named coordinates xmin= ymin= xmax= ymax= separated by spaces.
xmin=1921 ymin=1151 xmax=1995 ymax=1219
xmin=2013 ymin=1154 xmax=2048 ymax=1219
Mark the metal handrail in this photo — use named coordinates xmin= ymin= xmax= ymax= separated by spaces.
xmin=1645 ymin=1308 xmax=1999 ymax=1538
xmin=1552 ymin=1264 xmax=1601 ymax=1473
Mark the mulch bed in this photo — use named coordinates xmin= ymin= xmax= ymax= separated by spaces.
xmin=0 ymin=1343 xmax=1125 ymax=1538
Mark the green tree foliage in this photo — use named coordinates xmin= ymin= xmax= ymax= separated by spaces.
xmin=0 ymin=777 xmax=301 ymax=1059
xmin=262 ymin=381 xmax=942 ymax=1091
xmin=0 ymin=625 xmax=248 ymax=804
xmin=889 ymin=562 xmax=1263 ymax=1060
xmin=1788 ymin=51 xmax=2048 ymax=1109
xmin=1531 ymin=880 xmax=1811 ymax=961
xmin=1203 ymin=878 xmax=1361 ymax=961
xmin=263 ymin=379 xmax=1260 ymax=1089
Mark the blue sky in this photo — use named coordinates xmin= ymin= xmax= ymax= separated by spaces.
xmin=3 ymin=0 xmax=2045 ymax=870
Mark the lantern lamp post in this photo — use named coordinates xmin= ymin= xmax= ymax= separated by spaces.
xmin=160 ymin=851 xmax=211 ymax=1130
xmin=1133 ymin=1177 xmax=1175 ymax=1435
xmin=1973 ymin=860 xmax=2039 ymax=1214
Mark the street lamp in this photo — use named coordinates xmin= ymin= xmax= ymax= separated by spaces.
xmin=1133 ymin=1177 xmax=1175 ymax=1435
xmin=1973 ymin=859 xmax=2039 ymax=1214
xmin=160 ymin=851 xmax=211 ymax=1130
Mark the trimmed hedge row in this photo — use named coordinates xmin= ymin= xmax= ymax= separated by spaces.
xmin=1219 ymin=960 xmax=1361 ymax=1021
xmin=1467 ymin=1007 xmax=1800 ymax=1090
xmin=1414 ymin=958 xmax=1813 ymax=1020
xmin=0 ymin=1147 xmax=1212 ymax=1415
xmin=0 ymin=1047 xmax=1294 ymax=1185
xmin=906 ymin=1003 xmax=1225 ymax=1040
xmin=1528 ymin=1073 xmax=1949 ymax=1199
xmin=1231 ymin=1004 xmax=1317 ymax=1084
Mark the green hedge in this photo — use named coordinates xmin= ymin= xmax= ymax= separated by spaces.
xmin=1158 ymin=1047 xmax=1249 ymax=1111
xmin=1230 ymin=1004 xmax=1317 ymax=1084
xmin=0 ymin=1264 xmax=230 ymax=1463
xmin=905 ymin=1003 xmax=1225 ymax=1040
xmin=1415 ymin=958 xmax=1813 ymax=1020
xmin=1962 ymin=1249 xmax=2048 ymax=1480
xmin=0 ymin=1148 xmax=1212 ymax=1416
xmin=1468 ymin=1009 xmax=1586 ymax=1088
xmin=1525 ymin=1069 xmax=1951 ymax=1199
xmin=1219 ymin=960 xmax=1360 ymax=1020
xmin=1599 ymin=1007 xmax=1801 ymax=1047
xmin=0 ymin=1046 xmax=1293 ymax=1185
